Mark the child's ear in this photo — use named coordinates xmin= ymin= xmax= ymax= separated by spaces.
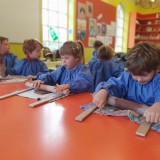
xmin=75 ymin=56 xmax=80 ymax=62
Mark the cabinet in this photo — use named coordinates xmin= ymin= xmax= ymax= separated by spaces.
xmin=128 ymin=12 xmax=160 ymax=48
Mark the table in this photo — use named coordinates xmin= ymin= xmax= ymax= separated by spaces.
xmin=0 ymin=83 xmax=159 ymax=160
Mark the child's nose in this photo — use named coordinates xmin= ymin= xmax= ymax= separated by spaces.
xmin=137 ymin=76 xmax=143 ymax=82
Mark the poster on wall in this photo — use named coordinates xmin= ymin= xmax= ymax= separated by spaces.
xmin=104 ymin=36 xmax=113 ymax=45
xmin=77 ymin=30 xmax=86 ymax=40
xmin=76 ymin=0 xmax=116 ymax=48
xmin=88 ymin=37 xmax=96 ymax=47
xmin=96 ymin=36 xmax=105 ymax=44
xmin=78 ymin=2 xmax=86 ymax=19
xmin=97 ymin=23 xmax=101 ymax=35
xmin=86 ymin=1 xmax=93 ymax=17
xmin=101 ymin=23 xmax=107 ymax=35
xmin=77 ymin=19 xmax=87 ymax=30
xmin=111 ymin=21 xmax=116 ymax=36
xmin=107 ymin=24 xmax=112 ymax=36
xmin=89 ymin=18 xmax=97 ymax=36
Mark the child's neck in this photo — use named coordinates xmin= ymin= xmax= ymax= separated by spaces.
xmin=27 ymin=55 xmax=38 ymax=61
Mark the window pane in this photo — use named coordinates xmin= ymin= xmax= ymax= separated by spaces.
xmin=43 ymin=41 xmax=49 ymax=48
xmin=59 ymin=28 xmax=67 ymax=42
xmin=116 ymin=37 xmax=122 ymax=46
xmin=115 ymin=4 xmax=124 ymax=52
xmin=59 ymin=13 xmax=67 ymax=28
xmin=52 ymin=0 xmax=58 ymax=11
xmin=49 ymin=11 xmax=58 ymax=26
xmin=42 ymin=0 xmax=68 ymax=50
xmin=116 ymin=28 xmax=123 ymax=37
xmin=115 ymin=46 xmax=122 ymax=52
xmin=119 ymin=10 xmax=123 ymax=18
xmin=42 ymin=0 xmax=48 ymax=9
xmin=117 ymin=18 xmax=123 ymax=27
xmin=49 ymin=41 xmax=58 ymax=50
xmin=42 ymin=9 xmax=48 ymax=25
xmin=58 ymin=0 xmax=67 ymax=14
xmin=43 ymin=26 xmax=49 ymax=41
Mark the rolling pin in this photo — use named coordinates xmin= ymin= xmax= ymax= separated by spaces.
xmin=75 ymin=96 xmax=149 ymax=121
xmin=107 ymin=96 xmax=149 ymax=115
xmin=25 ymin=82 xmax=70 ymax=95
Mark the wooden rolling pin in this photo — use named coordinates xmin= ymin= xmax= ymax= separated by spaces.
xmin=107 ymin=96 xmax=149 ymax=115
xmin=75 ymin=96 xmax=149 ymax=121
xmin=25 ymin=82 xmax=70 ymax=95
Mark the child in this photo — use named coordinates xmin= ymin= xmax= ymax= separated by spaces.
xmin=32 ymin=40 xmax=93 ymax=94
xmin=88 ymin=40 xmax=103 ymax=64
xmin=9 ymin=39 xmax=49 ymax=77
xmin=93 ymin=41 xmax=160 ymax=123
xmin=88 ymin=45 xmax=124 ymax=92
xmin=0 ymin=36 xmax=18 ymax=75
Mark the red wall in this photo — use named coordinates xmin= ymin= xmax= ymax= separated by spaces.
xmin=76 ymin=0 xmax=116 ymax=48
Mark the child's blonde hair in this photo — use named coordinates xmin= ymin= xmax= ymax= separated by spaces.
xmin=23 ymin=39 xmax=43 ymax=54
xmin=59 ymin=40 xmax=84 ymax=60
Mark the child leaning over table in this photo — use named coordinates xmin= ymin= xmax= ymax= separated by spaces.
xmin=88 ymin=45 xmax=124 ymax=92
xmin=8 ymin=39 xmax=49 ymax=77
xmin=93 ymin=41 xmax=160 ymax=123
xmin=32 ymin=40 xmax=93 ymax=93
xmin=0 ymin=36 xmax=18 ymax=75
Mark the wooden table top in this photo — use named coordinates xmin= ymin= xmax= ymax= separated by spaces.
xmin=0 ymin=83 xmax=159 ymax=160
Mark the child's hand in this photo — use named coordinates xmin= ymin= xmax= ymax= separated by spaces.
xmin=55 ymin=84 xmax=70 ymax=93
xmin=27 ymin=75 xmax=36 ymax=80
xmin=144 ymin=102 xmax=160 ymax=123
xmin=92 ymin=89 xmax=108 ymax=108
xmin=32 ymin=80 xmax=44 ymax=88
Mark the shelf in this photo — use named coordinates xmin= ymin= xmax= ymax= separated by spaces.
xmin=128 ymin=12 xmax=160 ymax=47
xmin=136 ymin=31 xmax=160 ymax=34
xmin=135 ymin=39 xmax=160 ymax=41
xmin=136 ymin=23 xmax=160 ymax=26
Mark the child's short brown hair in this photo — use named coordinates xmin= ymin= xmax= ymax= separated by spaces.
xmin=98 ymin=45 xmax=113 ymax=60
xmin=59 ymin=40 xmax=84 ymax=59
xmin=23 ymin=39 xmax=43 ymax=54
xmin=93 ymin=40 xmax=103 ymax=50
xmin=126 ymin=41 xmax=160 ymax=75
xmin=0 ymin=36 xmax=8 ymax=44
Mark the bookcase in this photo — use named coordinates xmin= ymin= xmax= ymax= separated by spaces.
xmin=128 ymin=12 xmax=160 ymax=48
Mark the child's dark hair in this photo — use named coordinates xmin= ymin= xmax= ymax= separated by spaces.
xmin=23 ymin=39 xmax=43 ymax=54
xmin=93 ymin=40 xmax=103 ymax=50
xmin=0 ymin=36 xmax=8 ymax=43
xmin=98 ymin=45 xmax=113 ymax=60
xmin=59 ymin=40 xmax=84 ymax=60
xmin=126 ymin=41 xmax=160 ymax=75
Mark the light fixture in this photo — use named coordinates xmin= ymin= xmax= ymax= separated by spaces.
xmin=129 ymin=0 xmax=160 ymax=9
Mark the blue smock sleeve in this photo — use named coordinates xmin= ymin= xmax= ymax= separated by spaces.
xmin=95 ymin=71 xmax=129 ymax=97
xmin=69 ymin=65 xmax=93 ymax=93
xmin=153 ymin=74 xmax=160 ymax=103
xmin=37 ymin=66 xmax=65 ymax=85
xmin=36 ymin=61 xmax=49 ymax=77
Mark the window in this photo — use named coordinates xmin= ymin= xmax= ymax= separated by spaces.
xmin=115 ymin=4 xmax=124 ymax=52
xmin=42 ymin=0 xmax=68 ymax=51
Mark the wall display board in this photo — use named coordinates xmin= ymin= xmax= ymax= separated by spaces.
xmin=76 ymin=0 xmax=116 ymax=48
